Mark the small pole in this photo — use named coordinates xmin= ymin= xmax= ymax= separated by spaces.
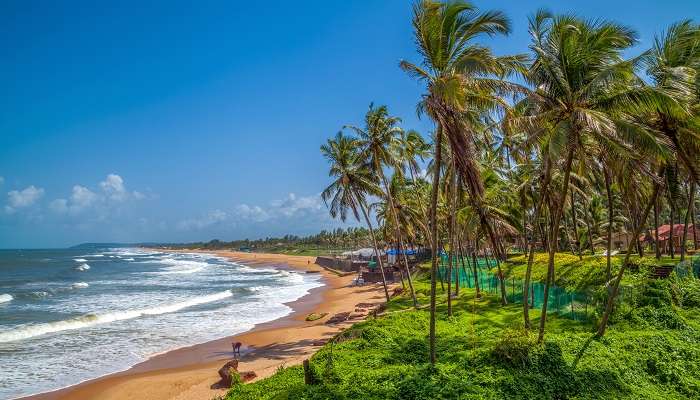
xmin=570 ymin=293 xmax=574 ymax=317
xmin=303 ymin=359 xmax=314 ymax=385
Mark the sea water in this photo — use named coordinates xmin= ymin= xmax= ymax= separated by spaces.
xmin=0 ymin=248 xmax=323 ymax=399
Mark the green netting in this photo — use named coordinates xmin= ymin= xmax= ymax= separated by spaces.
xmin=436 ymin=254 xmax=700 ymax=322
xmin=437 ymin=255 xmax=593 ymax=321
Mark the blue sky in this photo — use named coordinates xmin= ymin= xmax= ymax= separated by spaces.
xmin=1 ymin=0 xmax=698 ymax=248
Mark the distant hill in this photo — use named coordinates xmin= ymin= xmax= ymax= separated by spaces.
xmin=69 ymin=242 xmax=158 ymax=249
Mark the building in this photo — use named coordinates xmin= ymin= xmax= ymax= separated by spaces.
xmin=639 ymin=224 xmax=694 ymax=253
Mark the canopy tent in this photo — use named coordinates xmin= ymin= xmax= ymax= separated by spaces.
xmin=341 ymin=248 xmax=383 ymax=258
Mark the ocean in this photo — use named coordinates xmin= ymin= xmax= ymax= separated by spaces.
xmin=0 ymin=248 xmax=323 ymax=399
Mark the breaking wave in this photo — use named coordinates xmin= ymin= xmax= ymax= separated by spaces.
xmin=0 ymin=290 xmax=233 ymax=343
xmin=75 ymin=264 xmax=91 ymax=271
xmin=71 ymin=282 xmax=89 ymax=289
xmin=0 ymin=294 xmax=12 ymax=304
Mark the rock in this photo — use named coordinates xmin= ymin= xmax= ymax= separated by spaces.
xmin=217 ymin=360 xmax=239 ymax=387
xmin=305 ymin=312 xmax=328 ymax=321
xmin=325 ymin=312 xmax=351 ymax=324
xmin=354 ymin=307 xmax=367 ymax=312
xmin=349 ymin=312 xmax=367 ymax=320
xmin=239 ymin=371 xmax=257 ymax=382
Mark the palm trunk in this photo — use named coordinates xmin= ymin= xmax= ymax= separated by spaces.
xmin=456 ymin=228 xmax=465 ymax=297
xmin=447 ymin=162 xmax=458 ymax=316
xmin=654 ymin=196 xmax=661 ymax=259
xmin=570 ymin=192 xmax=582 ymax=260
xmin=583 ymin=196 xmax=595 ymax=255
xmin=669 ymin=203 xmax=675 ymax=258
xmin=598 ymin=181 xmax=661 ymax=336
xmin=604 ymin=167 xmax=614 ymax=282
xmin=538 ymin=146 xmax=575 ymax=343
xmin=524 ymin=159 xmax=552 ymax=329
xmin=440 ymin=107 xmax=505 ymax=302
xmin=376 ymin=165 xmax=418 ymax=307
xmin=409 ymin=166 xmax=434 ymax=250
xmin=681 ymin=182 xmax=695 ymax=262
xmin=471 ymin=246 xmax=481 ymax=298
xmin=428 ymin=126 xmax=443 ymax=365
xmin=692 ymin=198 xmax=698 ymax=251
xmin=357 ymin=199 xmax=390 ymax=302
xmin=563 ymin=214 xmax=577 ymax=255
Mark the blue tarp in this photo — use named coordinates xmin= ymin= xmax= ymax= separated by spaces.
xmin=386 ymin=249 xmax=417 ymax=255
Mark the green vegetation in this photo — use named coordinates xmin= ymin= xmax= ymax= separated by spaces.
xmin=305 ymin=313 xmax=329 ymax=322
xmin=225 ymin=266 xmax=700 ymax=399
xmin=160 ymin=228 xmax=376 ymax=256
xmin=501 ymin=253 xmax=680 ymax=292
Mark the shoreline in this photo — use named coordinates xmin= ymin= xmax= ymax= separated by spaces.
xmin=22 ymin=250 xmax=389 ymax=400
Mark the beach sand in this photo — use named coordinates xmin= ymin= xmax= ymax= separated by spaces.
xmin=24 ymin=251 xmax=391 ymax=400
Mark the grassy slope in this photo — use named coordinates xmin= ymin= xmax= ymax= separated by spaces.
xmin=501 ymin=253 xmax=681 ymax=292
xmin=224 ymin=256 xmax=700 ymax=400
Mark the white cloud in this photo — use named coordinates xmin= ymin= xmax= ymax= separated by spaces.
xmin=233 ymin=204 xmax=270 ymax=222
xmin=5 ymin=185 xmax=44 ymax=213
xmin=49 ymin=198 xmax=69 ymax=213
xmin=177 ymin=193 xmax=328 ymax=232
xmin=177 ymin=209 xmax=228 ymax=230
xmin=269 ymin=193 xmax=323 ymax=217
xmin=100 ymin=174 xmax=128 ymax=201
xmin=71 ymin=185 xmax=97 ymax=209
xmin=50 ymin=174 xmax=146 ymax=216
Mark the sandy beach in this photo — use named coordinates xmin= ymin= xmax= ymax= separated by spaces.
xmin=23 ymin=251 xmax=390 ymax=400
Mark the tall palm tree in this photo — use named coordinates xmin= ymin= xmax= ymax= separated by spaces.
xmin=401 ymin=0 xmax=525 ymax=362
xmin=320 ymin=132 xmax=391 ymax=302
xmin=397 ymin=129 xmax=434 ymax=248
xmin=346 ymin=103 xmax=419 ymax=307
xmin=516 ymin=10 xmax=673 ymax=342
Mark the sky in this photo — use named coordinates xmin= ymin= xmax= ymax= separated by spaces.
xmin=1 ymin=0 xmax=699 ymax=248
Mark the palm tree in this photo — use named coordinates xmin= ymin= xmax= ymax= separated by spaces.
xmin=516 ymin=10 xmax=674 ymax=342
xmin=346 ymin=103 xmax=419 ymax=307
xmin=320 ymin=132 xmax=391 ymax=302
xmin=397 ymin=129 xmax=434 ymax=248
xmin=402 ymin=0 xmax=525 ymax=362
xmin=597 ymin=20 xmax=700 ymax=336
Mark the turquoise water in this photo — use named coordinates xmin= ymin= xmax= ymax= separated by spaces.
xmin=0 ymin=248 xmax=322 ymax=399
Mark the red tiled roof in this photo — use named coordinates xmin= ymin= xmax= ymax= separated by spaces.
xmin=640 ymin=224 xmax=694 ymax=241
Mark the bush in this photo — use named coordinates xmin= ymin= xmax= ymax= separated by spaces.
xmin=492 ymin=328 xmax=538 ymax=367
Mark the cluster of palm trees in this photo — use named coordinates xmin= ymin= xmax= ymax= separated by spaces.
xmin=321 ymin=0 xmax=700 ymax=364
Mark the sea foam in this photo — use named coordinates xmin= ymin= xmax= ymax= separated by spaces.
xmin=72 ymin=282 xmax=89 ymax=289
xmin=75 ymin=264 xmax=91 ymax=271
xmin=0 ymin=290 xmax=233 ymax=343
xmin=0 ymin=294 xmax=12 ymax=304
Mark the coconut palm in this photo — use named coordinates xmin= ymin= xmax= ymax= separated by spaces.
xmin=320 ymin=132 xmax=391 ymax=302
xmin=514 ymin=10 xmax=678 ymax=342
xmin=401 ymin=0 xmax=526 ymax=363
xmin=346 ymin=103 xmax=419 ymax=307
xmin=598 ymin=21 xmax=700 ymax=336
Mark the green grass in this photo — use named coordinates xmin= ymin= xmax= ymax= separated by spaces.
xmin=223 ymin=263 xmax=700 ymax=400
xmin=500 ymin=253 xmax=684 ymax=292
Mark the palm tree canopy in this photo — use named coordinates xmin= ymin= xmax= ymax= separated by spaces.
xmin=320 ymin=132 xmax=381 ymax=222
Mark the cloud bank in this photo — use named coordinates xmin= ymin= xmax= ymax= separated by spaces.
xmin=5 ymin=185 xmax=44 ymax=214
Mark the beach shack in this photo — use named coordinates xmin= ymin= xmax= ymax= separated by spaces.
xmin=639 ymin=224 xmax=694 ymax=253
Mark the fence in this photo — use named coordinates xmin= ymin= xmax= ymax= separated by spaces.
xmin=437 ymin=255 xmax=606 ymax=322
